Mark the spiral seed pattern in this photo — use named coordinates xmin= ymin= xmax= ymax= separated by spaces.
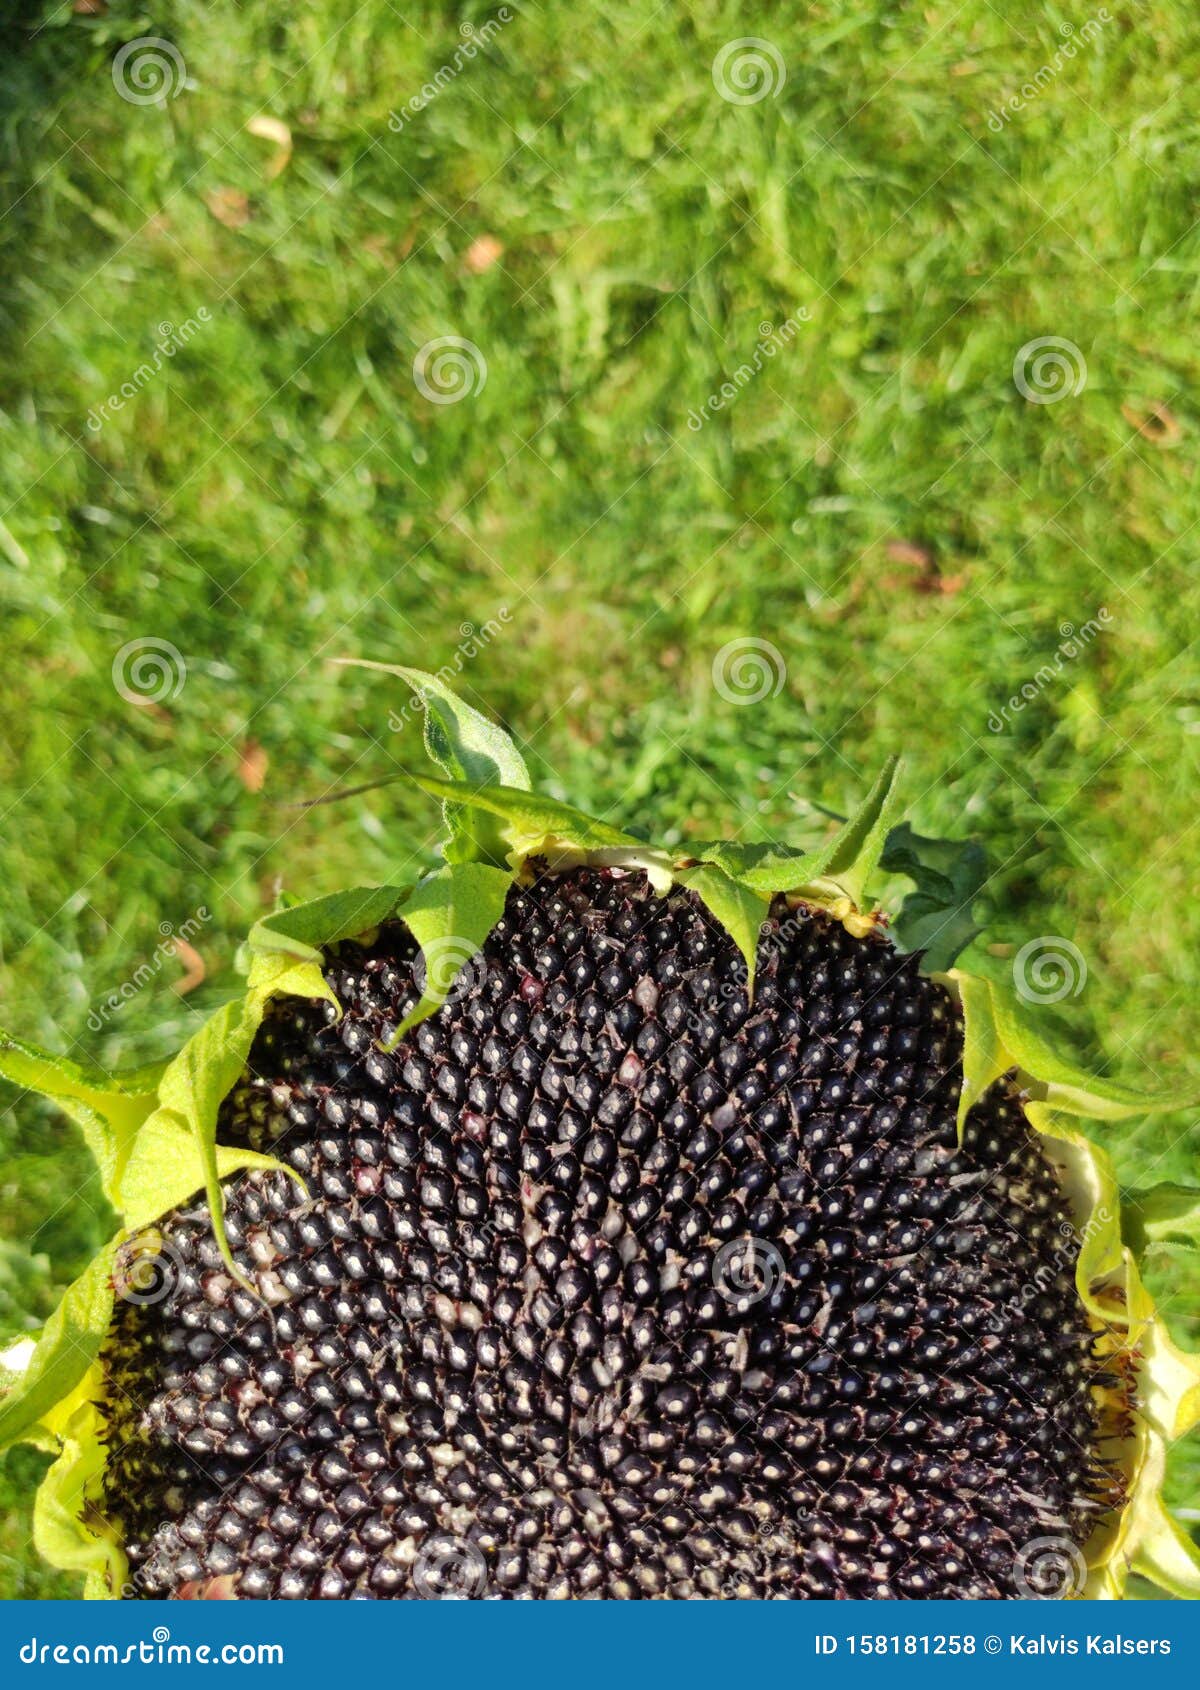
xmin=102 ymin=868 xmax=1118 ymax=1599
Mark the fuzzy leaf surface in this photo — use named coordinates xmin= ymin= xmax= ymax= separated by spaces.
xmin=989 ymin=982 xmax=1196 ymax=1118
xmin=335 ymin=660 xmax=530 ymax=862
xmin=1123 ymin=1184 xmax=1200 ymax=1259
xmin=388 ymin=860 xmax=514 ymax=1041
xmin=688 ymin=838 xmax=831 ymax=893
xmin=675 ymin=866 xmax=769 ymax=999
xmin=116 ymin=1115 xmax=295 ymax=1236
xmin=811 ymin=755 xmax=903 ymax=906
xmin=247 ymin=885 xmax=405 ymax=965
xmin=409 ymin=774 xmax=642 ymax=860
xmin=0 ymin=1246 xmax=116 ymax=1450
xmin=32 ymin=1393 xmax=125 ymax=1595
xmin=954 ymin=971 xmax=1009 ymax=1130
xmin=0 ymin=1033 xmax=162 ymax=1207
xmin=951 ymin=968 xmax=1198 ymax=1134
xmin=879 ymin=821 xmax=988 ymax=970
xmin=691 ymin=758 xmax=902 ymax=901
xmin=147 ymin=996 xmax=301 ymax=1292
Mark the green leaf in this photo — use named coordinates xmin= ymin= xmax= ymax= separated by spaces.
xmin=117 ymin=1114 xmax=295 ymax=1236
xmin=0 ymin=879 xmax=413 ymax=1503
xmin=335 ymin=660 xmax=530 ymax=863
xmin=955 ymin=971 xmax=1010 ymax=1130
xmin=337 ymin=660 xmax=530 ymax=789
xmin=692 ymin=758 xmax=902 ymax=902
xmin=248 ymin=884 xmax=406 ymax=965
xmin=145 ymin=996 xmax=303 ymax=1293
xmin=952 ymin=967 xmax=1198 ymax=1135
xmin=675 ymin=866 xmax=769 ymax=999
xmin=1122 ymin=1184 xmax=1200 ymax=1259
xmin=388 ymin=861 xmax=513 ymax=1043
xmin=244 ymin=951 xmax=340 ymax=1009
xmin=121 ymin=884 xmax=432 ymax=1281
xmin=689 ymin=838 xmax=831 ymax=892
xmin=989 ymin=983 xmax=1194 ymax=1118
xmin=0 ymin=1246 xmax=115 ymax=1450
xmin=0 ymin=1032 xmax=162 ymax=1208
xmin=1130 ymin=1499 xmax=1200 ymax=1602
xmin=812 ymin=755 xmax=903 ymax=906
xmin=880 ymin=822 xmax=988 ymax=970
xmin=32 ymin=1394 xmax=126 ymax=1598
xmin=409 ymin=774 xmax=643 ymax=860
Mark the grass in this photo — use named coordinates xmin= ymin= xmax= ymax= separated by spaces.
xmin=1 ymin=0 xmax=1199 ymax=1597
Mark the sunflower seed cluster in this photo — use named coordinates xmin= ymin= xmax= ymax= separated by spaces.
xmin=102 ymin=868 xmax=1116 ymax=1599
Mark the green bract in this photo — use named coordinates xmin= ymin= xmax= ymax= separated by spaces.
xmin=1 ymin=667 xmax=1197 ymax=1599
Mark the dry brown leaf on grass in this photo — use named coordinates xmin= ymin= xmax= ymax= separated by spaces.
xmin=1121 ymin=401 xmax=1182 ymax=445
xmin=362 ymin=232 xmax=416 ymax=267
xmin=881 ymin=539 xmax=966 ymax=596
xmin=237 ymin=739 xmax=269 ymax=792
xmin=245 ymin=116 xmax=293 ymax=181
xmin=171 ymin=938 xmax=206 ymax=996
xmin=885 ymin=539 xmax=935 ymax=570
xmin=204 ymin=187 xmax=251 ymax=229
xmin=465 ymin=235 xmax=504 ymax=274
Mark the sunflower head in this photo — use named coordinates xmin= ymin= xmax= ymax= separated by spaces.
xmin=1 ymin=667 xmax=1197 ymax=1600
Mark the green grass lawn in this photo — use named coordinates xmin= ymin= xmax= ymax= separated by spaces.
xmin=2 ymin=0 xmax=1199 ymax=1597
